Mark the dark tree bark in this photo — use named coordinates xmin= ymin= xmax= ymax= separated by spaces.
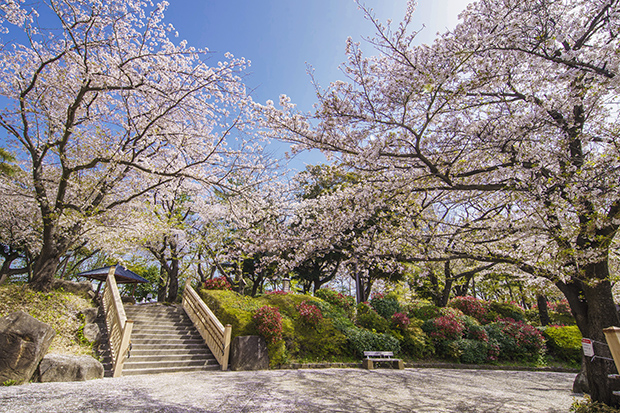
xmin=557 ymin=263 xmax=620 ymax=406
xmin=537 ymin=295 xmax=551 ymax=326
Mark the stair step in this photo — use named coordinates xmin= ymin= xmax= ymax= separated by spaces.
xmin=132 ymin=332 xmax=202 ymax=340
xmin=122 ymin=364 xmax=220 ymax=376
xmin=130 ymin=347 xmax=211 ymax=356
xmin=131 ymin=337 xmax=205 ymax=345
xmin=124 ymin=358 xmax=217 ymax=370
xmin=130 ymin=342 xmax=209 ymax=350
xmin=128 ymin=315 xmax=190 ymax=322
xmin=109 ymin=304 xmax=221 ymax=376
xmin=127 ymin=353 xmax=215 ymax=364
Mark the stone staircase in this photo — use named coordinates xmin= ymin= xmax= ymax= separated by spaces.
xmin=118 ymin=303 xmax=219 ymax=376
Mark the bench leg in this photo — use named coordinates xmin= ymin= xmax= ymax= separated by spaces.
xmin=363 ymin=359 xmax=374 ymax=369
xmin=392 ymin=359 xmax=404 ymax=369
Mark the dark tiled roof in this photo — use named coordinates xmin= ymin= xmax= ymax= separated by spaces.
xmin=77 ymin=265 xmax=149 ymax=284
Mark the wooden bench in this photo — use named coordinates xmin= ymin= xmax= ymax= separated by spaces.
xmin=362 ymin=351 xmax=404 ymax=370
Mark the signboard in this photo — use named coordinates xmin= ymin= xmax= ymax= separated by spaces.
xmin=582 ymin=338 xmax=594 ymax=357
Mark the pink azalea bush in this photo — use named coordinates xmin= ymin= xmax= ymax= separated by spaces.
xmin=448 ymin=296 xmax=488 ymax=322
xmin=204 ymin=277 xmax=231 ymax=291
xmin=429 ymin=312 xmax=465 ymax=341
xmin=253 ymin=306 xmax=283 ymax=344
xmin=391 ymin=312 xmax=411 ymax=330
xmin=296 ymin=301 xmax=323 ymax=326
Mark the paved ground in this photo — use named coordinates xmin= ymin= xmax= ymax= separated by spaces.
xmin=0 ymin=368 xmax=582 ymax=413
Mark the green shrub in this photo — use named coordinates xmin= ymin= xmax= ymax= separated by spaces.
xmin=550 ymin=311 xmax=577 ymax=326
xmin=344 ymin=326 xmax=401 ymax=357
xmin=456 ymin=338 xmax=489 ymax=364
xmin=549 ymin=299 xmax=576 ymax=326
xmin=484 ymin=318 xmax=546 ymax=362
xmin=399 ymin=324 xmax=433 ymax=359
xmin=330 ymin=314 xmax=356 ymax=332
xmin=356 ymin=308 xmax=390 ymax=333
xmin=370 ymin=293 xmax=401 ymax=320
xmin=262 ymin=292 xmax=316 ymax=319
xmin=198 ymin=289 xmax=260 ymax=338
xmin=408 ymin=303 xmax=441 ymax=321
xmin=267 ymin=339 xmax=288 ymax=366
xmin=315 ymin=288 xmax=355 ymax=318
xmin=293 ymin=318 xmax=348 ymax=361
xmin=543 ymin=325 xmax=582 ymax=364
xmin=466 ymin=322 xmax=489 ymax=342
xmin=487 ymin=302 xmax=526 ymax=323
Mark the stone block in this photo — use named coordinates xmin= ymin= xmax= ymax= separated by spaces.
xmin=230 ymin=335 xmax=269 ymax=371
xmin=52 ymin=279 xmax=95 ymax=299
xmin=82 ymin=323 xmax=101 ymax=345
xmin=79 ymin=307 xmax=99 ymax=324
xmin=38 ymin=354 xmax=104 ymax=382
xmin=0 ymin=311 xmax=56 ymax=385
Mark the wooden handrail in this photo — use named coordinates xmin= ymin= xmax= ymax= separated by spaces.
xmin=182 ymin=283 xmax=232 ymax=370
xmin=101 ymin=266 xmax=134 ymax=377
xmin=604 ymin=327 xmax=620 ymax=374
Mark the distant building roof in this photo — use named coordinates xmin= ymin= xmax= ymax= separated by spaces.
xmin=77 ymin=265 xmax=149 ymax=284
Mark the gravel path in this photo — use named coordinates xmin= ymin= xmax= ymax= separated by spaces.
xmin=0 ymin=368 xmax=582 ymax=412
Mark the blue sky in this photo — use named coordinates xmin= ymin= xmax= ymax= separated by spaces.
xmin=164 ymin=1 xmax=474 ymax=171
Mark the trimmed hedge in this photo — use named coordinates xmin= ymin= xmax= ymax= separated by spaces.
xmin=544 ymin=325 xmax=582 ymax=364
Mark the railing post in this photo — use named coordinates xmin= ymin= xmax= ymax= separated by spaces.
xmin=182 ymin=283 xmax=232 ymax=370
xmin=222 ymin=324 xmax=232 ymax=371
xmin=113 ymin=320 xmax=134 ymax=377
xmin=604 ymin=327 xmax=620 ymax=374
xmin=101 ymin=265 xmax=133 ymax=378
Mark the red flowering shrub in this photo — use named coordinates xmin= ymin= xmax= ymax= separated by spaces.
xmin=391 ymin=312 xmax=411 ymax=330
xmin=253 ymin=306 xmax=283 ymax=343
xmin=428 ymin=312 xmax=465 ymax=341
xmin=467 ymin=324 xmax=489 ymax=342
xmin=266 ymin=290 xmax=288 ymax=295
xmin=487 ymin=341 xmax=501 ymax=361
xmin=485 ymin=317 xmax=546 ymax=361
xmin=315 ymin=288 xmax=355 ymax=315
xmin=297 ymin=301 xmax=323 ymax=326
xmin=449 ymin=296 xmax=488 ymax=323
xmin=204 ymin=277 xmax=231 ymax=291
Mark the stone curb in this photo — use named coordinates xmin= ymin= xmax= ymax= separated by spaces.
xmin=274 ymin=361 xmax=579 ymax=373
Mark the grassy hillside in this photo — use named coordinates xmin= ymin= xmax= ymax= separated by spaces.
xmin=0 ymin=284 xmax=96 ymax=356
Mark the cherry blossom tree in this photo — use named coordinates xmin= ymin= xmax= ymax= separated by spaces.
xmin=257 ymin=0 xmax=620 ymax=404
xmin=0 ymin=0 xmax=255 ymax=291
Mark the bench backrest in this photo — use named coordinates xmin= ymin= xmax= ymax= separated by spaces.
xmin=364 ymin=351 xmax=393 ymax=358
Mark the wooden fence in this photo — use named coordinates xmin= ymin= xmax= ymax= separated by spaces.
xmin=102 ymin=266 xmax=134 ymax=377
xmin=182 ymin=284 xmax=232 ymax=370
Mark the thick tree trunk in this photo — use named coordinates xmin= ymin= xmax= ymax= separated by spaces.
xmin=557 ymin=260 xmax=620 ymax=406
xmin=30 ymin=249 xmax=62 ymax=292
xmin=439 ymin=261 xmax=453 ymax=307
xmin=166 ymin=261 xmax=179 ymax=303
xmin=537 ymin=295 xmax=550 ymax=326
xmin=582 ymin=280 xmax=620 ymax=406
xmin=157 ymin=266 xmax=168 ymax=302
